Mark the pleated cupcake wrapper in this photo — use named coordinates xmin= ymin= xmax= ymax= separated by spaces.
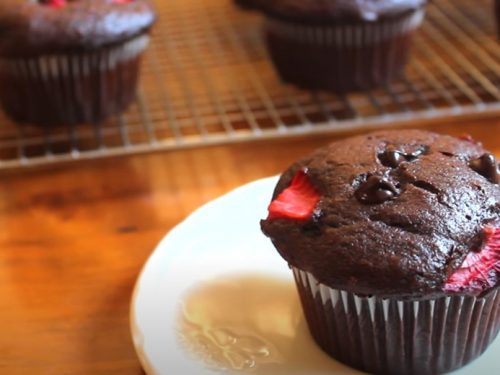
xmin=0 ymin=35 xmax=149 ymax=78
xmin=293 ymin=267 xmax=500 ymax=374
xmin=265 ymin=9 xmax=425 ymax=47
xmin=0 ymin=35 xmax=150 ymax=126
xmin=263 ymin=9 xmax=424 ymax=92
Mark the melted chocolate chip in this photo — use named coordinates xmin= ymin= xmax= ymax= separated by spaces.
xmin=406 ymin=146 xmax=429 ymax=160
xmin=378 ymin=145 xmax=428 ymax=168
xmin=355 ymin=176 xmax=399 ymax=204
xmin=379 ymin=150 xmax=405 ymax=168
xmin=469 ymin=153 xmax=500 ymax=184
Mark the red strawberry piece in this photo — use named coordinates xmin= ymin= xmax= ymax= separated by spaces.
xmin=444 ymin=226 xmax=500 ymax=294
xmin=458 ymin=133 xmax=475 ymax=143
xmin=458 ymin=133 xmax=483 ymax=146
xmin=41 ymin=0 xmax=66 ymax=8
xmin=267 ymin=170 xmax=320 ymax=220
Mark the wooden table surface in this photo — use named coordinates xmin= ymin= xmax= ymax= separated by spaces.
xmin=0 ymin=120 xmax=499 ymax=374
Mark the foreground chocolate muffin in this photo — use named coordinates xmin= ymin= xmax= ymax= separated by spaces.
xmin=261 ymin=130 xmax=500 ymax=374
xmin=0 ymin=0 xmax=156 ymax=127
xmin=236 ymin=0 xmax=427 ymax=93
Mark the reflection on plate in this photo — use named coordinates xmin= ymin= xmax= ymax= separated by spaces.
xmin=130 ymin=176 xmax=500 ymax=374
xmin=177 ymin=274 xmax=356 ymax=374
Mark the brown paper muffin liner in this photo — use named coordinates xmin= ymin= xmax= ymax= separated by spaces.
xmin=293 ymin=267 xmax=500 ymax=374
xmin=265 ymin=9 xmax=425 ymax=93
xmin=0 ymin=35 xmax=150 ymax=127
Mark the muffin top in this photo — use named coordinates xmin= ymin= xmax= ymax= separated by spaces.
xmin=0 ymin=0 xmax=156 ymax=58
xmin=235 ymin=0 xmax=427 ymax=24
xmin=261 ymin=130 xmax=500 ymax=299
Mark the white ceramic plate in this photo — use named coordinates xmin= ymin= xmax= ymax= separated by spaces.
xmin=130 ymin=176 xmax=500 ymax=375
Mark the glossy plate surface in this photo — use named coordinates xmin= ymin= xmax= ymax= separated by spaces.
xmin=130 ymin=176 xmax=500 ymax=374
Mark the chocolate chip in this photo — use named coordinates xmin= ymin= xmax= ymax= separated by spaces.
xmin=406 ymin=145 xmax=429 ymax=160
xmin=355 ymin=176 xmax=399 ymax=204
xmin=469 ymin=153 xmax=500 ymax=184
xmin=378 ymin=145 xmax=428 ymax=168
xmin=379 ymin=150 xmax=405 ymax=168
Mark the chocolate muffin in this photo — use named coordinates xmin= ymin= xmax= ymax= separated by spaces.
xmin=261 ymin=130 xmax=500 ymax=374
xmin=0 ymin=0 xmax=156 ymax=127
xmin=236 ymin=0 xmax=427 ymax=93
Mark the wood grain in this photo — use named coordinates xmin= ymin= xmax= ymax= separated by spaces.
xmin=0 ymin=119 xmax=499 ymax=374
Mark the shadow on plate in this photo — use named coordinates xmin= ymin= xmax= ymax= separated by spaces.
xmin=178 ymin=274 xmax=362 ymax=374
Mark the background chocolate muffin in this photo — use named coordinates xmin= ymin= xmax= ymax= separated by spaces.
xmin=261 ymin=130 xmax=500 ymax=374
xmin=0 ymin=0 xmax=156 ymax=127
xmin=236 ymin=0 xmax=427 ymax=93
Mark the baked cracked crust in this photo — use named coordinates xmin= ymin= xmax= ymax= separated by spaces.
xmin=261 ymin=130 xmax=500 ymax=298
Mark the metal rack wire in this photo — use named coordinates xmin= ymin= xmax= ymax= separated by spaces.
xmin=0 ymin=0 xmax=499 ymax=169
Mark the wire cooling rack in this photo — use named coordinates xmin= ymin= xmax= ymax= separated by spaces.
xmin=0 ymin=0 xmax=499 ymax=169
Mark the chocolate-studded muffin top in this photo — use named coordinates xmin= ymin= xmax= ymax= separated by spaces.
xmin=261 ymin=130 xmax=500 ymax=298
xmin=0 ymin=0 xmax=156 ymax=57
xmin=235 ymin=0 xmax=427 ymax=24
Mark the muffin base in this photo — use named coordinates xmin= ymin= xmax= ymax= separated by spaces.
xmin=293 ymin=267 xmax=500 ymax=375
xmin=265 ymin=10 xmax=425 ymax=93
xmin=0 ymin=35 xmax=150 ymax=127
